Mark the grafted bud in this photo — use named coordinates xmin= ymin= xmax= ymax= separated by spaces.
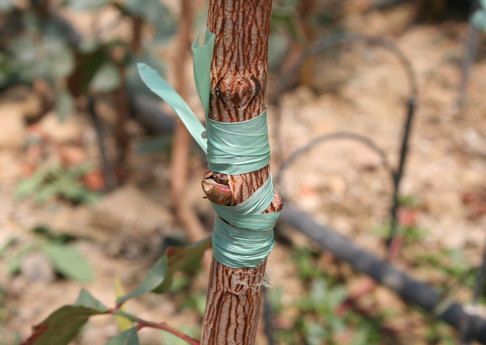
xmin=201 ymin=170 xmax=232 ymax=205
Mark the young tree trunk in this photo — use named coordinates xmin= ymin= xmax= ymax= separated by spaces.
xmin=201 ymin=1 xmax=282 ymax=344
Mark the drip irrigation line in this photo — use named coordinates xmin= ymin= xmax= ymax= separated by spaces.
xmin=87 ymin=96 xmax=118 ymax=192
xmin=457 ymin=0 xmax=481 ymax=110
xmin=278 ymin=204 xmax=486 ymax=344
xmin=460 ymin=233 xmax=486 ymax=345
xmin=272 ymin=32 xmax=418 ymax=249
xmin=274 ymin=32 xmax=418 ymax=102
xmin=388 ymin=96 xmax=416 ymax=247
xmin=274 ymin=131 xmax=394 ymax=187
xmin=457 ymin=24 xmax=479 ymax=110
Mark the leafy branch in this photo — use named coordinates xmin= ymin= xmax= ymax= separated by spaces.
xmin=20 ymin=238 xmax=211 ymax=345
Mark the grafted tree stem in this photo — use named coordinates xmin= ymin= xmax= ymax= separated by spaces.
xmin=200 ymin=1 xmax=282 ymax=344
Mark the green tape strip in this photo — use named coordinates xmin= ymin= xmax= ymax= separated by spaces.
xmin=138 ymin=29 xmax=279 ymax=268
xmin=191 ymin=28 xmax=214 ymax=116
xmin=471 ymin=0 xmax=486 ymax=32
xmin=137 ymin=63 xmax=207 ymax=152
xmin=212 ymin=175 xmax=280 ymax=267
xmin=206 ymin=112 xmax=271 ymax=175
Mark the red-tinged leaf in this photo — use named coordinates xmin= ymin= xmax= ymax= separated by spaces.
xmin=20 ymin=323 xmax=49 ymax=345
xmin=20 ymin=290 xmax=108 ymax=345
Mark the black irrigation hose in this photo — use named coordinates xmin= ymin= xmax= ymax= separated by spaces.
xmin=272 ymin=32 xmax=418 ymax=247
xmin=457 ymin=24 xmax=479 ymax=110
xmin=388 ymin=96 xmax=416 ymax=246
xmin=457 ymin=0 xmax=481 ymax=110
xmin=87 ymin=96 xmax=118 ymax=192
xmin=459 ymin=235 xmax=486 ymax=344
xmin=274 ymin=131 xmax=394 ymax=187
xmin=274 ymin=33 xmax=418 ymax=102
xmin=279 ymin=204 xmax=486 ymax=344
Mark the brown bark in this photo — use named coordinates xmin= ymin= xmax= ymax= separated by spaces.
xmin=170 ymin=0 xmax=210 ymax=266
xmin=201 ymin=1 xmax=282 ymax=344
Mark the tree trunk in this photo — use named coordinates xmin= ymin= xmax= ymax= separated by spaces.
xmin=200 ymin=1 xmax=282 ymax=344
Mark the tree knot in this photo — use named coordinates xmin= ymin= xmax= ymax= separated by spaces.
xmin=215 ymin=73 xmax=260 ymax=110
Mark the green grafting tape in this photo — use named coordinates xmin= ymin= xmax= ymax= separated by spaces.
xmin=471 ymin=0 xmax=486 ymax=32
xmin=138 ymin=63 xmax=207 ymax=152
xmin=192 ymin=28 xmax=214 ymax=116
xmin=206 ymin=113 xmax=271 ymax=175
xmin=138 ymin=29 xmax=279 ymax=268
xmin=212 ymin=175 xmax=280 ymax=268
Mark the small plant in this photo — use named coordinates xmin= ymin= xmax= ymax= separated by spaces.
xmin=15 ymin=164 xmax=101 ymax=205
xmin=271 ymin=247 xmax=384 ymax=345
xmin=20 ymin=238 xmax=211 ymax=344
xmin=0 ymin=226 xmax=94 ymax=283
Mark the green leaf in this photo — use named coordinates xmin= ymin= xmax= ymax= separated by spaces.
xmin=21 ymin=291 xmax=107 ymax=345
xmin=15 ymin=169 xmax=51 ymax=200
xmin=114 ymin=277 xmax=133 ymax=332
xmin=310 ymin=278 xmax=327 ymax=304
xmin=90 ymin=62 xmax=122 ymax=93
xmin=125 ymin=0 xmax=168 ymax=24
xmin=68 ymin=0 xmax=110 ymax=11
xmin=0 ymin=237 xmax=16 ymax=258
xmin=327 ymin=285 xmax=347 ymax=309
xmin=352 ymin=324 xmax=371 ymax=345
xmin=6 ymin=254 xmax=22 ymax=276
xmin=75 ymin=289 xmax=108 ymax=311
xmin=42 ymin=242 xmax=95 ymax=282
xmin=67 ymin=45 xmax=106 ymax=97
xmin=47 ymin=45 xmax=75 ymax=79
xmin=6 ymin=243 xmax=35 ymax=276
xmin=35 ymin=183 xmax=61 ymax=205
xmin=104 ymin=327 xmax=139 ymax=345
xmin=117 ymin=237 xmax=211 ymax=305
xmin=305 ymin=322 xmax=326 ymax=345
xmin=55 ymin=90 xmax=74 ymax=122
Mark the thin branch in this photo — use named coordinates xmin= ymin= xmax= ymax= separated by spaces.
xmin=169 ymin=0 xmax=210 ymax=268
xmin=110 ymin=309 xmax=199 ymax=345
xmin=138 ymin=321 xmax=200 ymax=345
